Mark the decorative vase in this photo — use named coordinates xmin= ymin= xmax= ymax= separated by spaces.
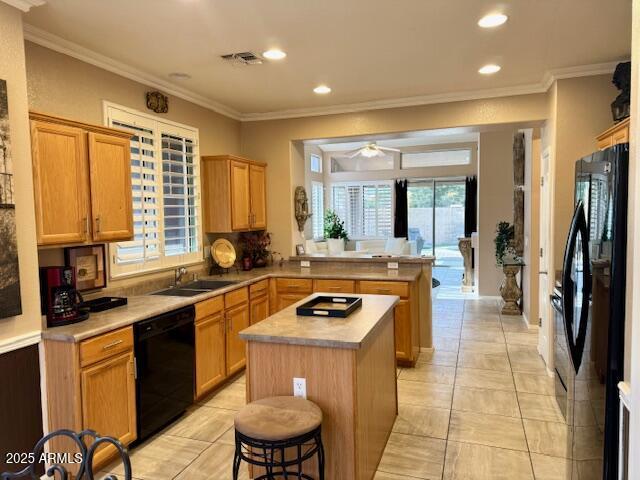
xmin=254 ymin=257 xmax=267 ymax=268
xmin=242 ymin=257 xmax=253 ymax=271
xmin=500 ymin=263 xmax=522 ymax=315
xmin=327 ymin=238 xmax=345 ymax=255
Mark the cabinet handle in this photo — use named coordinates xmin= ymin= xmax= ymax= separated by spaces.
xmin=102 ymin=339 xmax=123 ymax=350
xmin=95 ymin=216 xmax=101 ymax=233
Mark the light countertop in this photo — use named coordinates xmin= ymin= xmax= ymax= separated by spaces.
xmin=42 ymin=263 xmax=420 ymax=343
xmin=239 ymin=293 xmax=398 ymax=349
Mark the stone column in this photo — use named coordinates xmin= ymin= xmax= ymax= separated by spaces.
xmin=458 ymin=237 xmax=473 ymax=292
xmin=500 ymin=263 xmax=523 ymax=315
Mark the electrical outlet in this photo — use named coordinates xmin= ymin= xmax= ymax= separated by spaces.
xmin=300 ymin=260 xmax=311 ymax=268
xmin=293 ymin=377 xmax=307 ymax=399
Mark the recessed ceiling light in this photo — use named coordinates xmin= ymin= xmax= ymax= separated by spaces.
xmin=478 ymin=13 xmax=508 ymax=28
xmin=313 ymin=85 xmax=332 ymax=94
xmin=478 ymin=64 xmax=501 ymax=75
xmin=263 ymin=49 xmax=287 ymax=60
xmin=168 ymin=72 xmax=191 ymax=80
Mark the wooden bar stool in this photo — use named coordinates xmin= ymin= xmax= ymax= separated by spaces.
xmin=233 ymin=396 xmax=325 ymax=479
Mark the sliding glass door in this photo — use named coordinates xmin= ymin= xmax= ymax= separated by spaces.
xmin=408 ymin=179 xmax=465 ymax=266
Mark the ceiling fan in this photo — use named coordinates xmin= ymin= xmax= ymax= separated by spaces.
xmin=346 ymin=143 xmax=400 ymax=158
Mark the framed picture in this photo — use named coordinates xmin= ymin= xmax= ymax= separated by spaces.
xmin=295 ymin=244 xmax=306 ymax=256
xmin=65 ymin=244 xmax=107 ymax=291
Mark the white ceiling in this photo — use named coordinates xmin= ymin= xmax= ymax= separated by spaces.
xmin=24 ymin=0 xmax=631 ymax=119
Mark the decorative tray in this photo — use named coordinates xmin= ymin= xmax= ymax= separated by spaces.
xmin=296 ymin=296 xmax=362 ymax=318
xmin=81 ymin=296 xmax=128 ymax=312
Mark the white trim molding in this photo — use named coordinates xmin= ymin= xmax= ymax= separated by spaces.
xmin=0 ymin=330 xmax=42 ymax=355
xmin=1 ymin=0 xmax=44 ymax=12
xmin=23 ymin=23 xmax=623 ymax=122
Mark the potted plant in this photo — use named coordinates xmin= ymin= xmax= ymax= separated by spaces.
xmin=324 ymin=210 xmax=348 ymax=254
xmin=494 ymin=221 xmax=516 ymax=266
xmin=238 ymin=231 xmax=272 ymax=269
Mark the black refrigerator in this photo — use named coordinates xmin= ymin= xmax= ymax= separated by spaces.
xmin=552 ymin=143 xmax=628 ymax=480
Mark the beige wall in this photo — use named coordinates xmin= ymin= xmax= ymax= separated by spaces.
xmin=477 ymin=129 xmax=517 ymax=296
xmin=241 ymin=94 xmax=549 ymax=256
xmin=552 ymin=75 xmax=617 ymax=271
xmin=0 ymin=3 xmax=41 ymax=346
xmin=25 ymin=42 xmax=241 ymax=156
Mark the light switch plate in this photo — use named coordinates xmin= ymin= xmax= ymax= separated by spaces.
xmin=293 ymin=377 xmax=307 ymax=398
xmin=387 ymin=262 xmax=399 ymax=269
xmin=300 ymin=260 xmax=311 ymax=268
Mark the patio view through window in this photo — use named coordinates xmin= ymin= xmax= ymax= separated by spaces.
xmin=408 ymin=179 xmax=465 ymax=266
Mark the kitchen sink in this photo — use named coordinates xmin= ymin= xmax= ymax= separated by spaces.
xmin=180 ymin=280 xmax=238 ymax=290
xmin=151 ymin=280 xmax=238 ymax=297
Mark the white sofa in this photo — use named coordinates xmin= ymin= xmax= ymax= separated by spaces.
xmin=355 ymin=238 xmax=417 ymax=255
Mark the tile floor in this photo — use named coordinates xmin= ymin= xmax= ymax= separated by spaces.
xmin=102 ymin=295 xmax=569 ymax=480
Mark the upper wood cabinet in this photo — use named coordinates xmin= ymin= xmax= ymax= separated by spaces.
xmin=596 ymin=117 xmax=630 ymax=150
xmin=29 ymin=112 xmax=133 ymax=246
xmin=88 ymin=132 xmax=133 ymax=241
xmin=202 ymin=154 xmax=267 ymax=233
xmin=31 ymin=120 xmax=90 ymax=245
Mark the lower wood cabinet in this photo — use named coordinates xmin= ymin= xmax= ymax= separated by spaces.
xmin=43 ymin=326 xmax=137 ymax=472
xmin=270 ymin=277 xmax=313 ymax=314
xmin=313 ymin=279 xmax=355 ymax=293
xmin=393 ymin=300 xmax=411 ymax=360
xmin=250 ymin=293 xmax=269 ymax=325
xmin=226 ymin=302 xmax=250 ymax=375
xmin=80 ymin=349 xmax=137 ymax=466
xmin=195 ymin=311 xmax=226 ymax=398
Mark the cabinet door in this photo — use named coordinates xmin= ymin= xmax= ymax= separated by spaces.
xmin=249 ymin=164 xmax=267 ymax=229
xmin=250 ymin=294 xmax=269 ymax=325
xmin=226 ymin=303 xmax=250 ymax=375
xmin=613 ymin=126 xmax=629 ymax=145
xmin=230 ymin=160 xmax=251 ymax=231
xmin=276 ymin=293 xmax=308 ymax=312
xmin=80 ymin=350 xmax=136 ymax=466
xmin=88 ymin=132 xmax=133 ymax=242
xmin=30 ymin=120 xmax=89 ymax=245
xmin=394 ymin=300 xmax=411 ymax=361
xmin=195 ymin=312 xmax=226 ymax=398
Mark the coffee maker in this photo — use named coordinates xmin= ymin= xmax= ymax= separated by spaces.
xmin=40 ymin=266 xmax=89 ymax=327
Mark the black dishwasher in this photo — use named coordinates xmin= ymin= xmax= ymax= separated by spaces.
xmin=134 ymin=305 xmax=195 ymax=442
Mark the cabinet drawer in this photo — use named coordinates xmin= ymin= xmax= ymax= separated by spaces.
xmin=225 ymin=287 xmax=249 ymax=309
xmin=276 ymin=278 xmax=313 ymax=294
xmin=359 ymin=280 xmax=409 ymax=298
xmin=80 ymin=327 xmax=133 ymax=368
xmin=313 ymin=279 xmax=355 ymax=293
xmin=250 ymin=279 xmax=269 ymax=297
xmin=195 ymin=295 xmax=224 ymax=321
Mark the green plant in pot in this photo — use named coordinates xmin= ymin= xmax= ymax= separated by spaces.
xmin=494 ymin=221 xmax=517 ymax=266
xmin=324 ymin=210 xmax=348 ymax=255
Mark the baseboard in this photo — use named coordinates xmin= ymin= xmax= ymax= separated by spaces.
xmin=0 ymin=330 xmax=41 ymax=355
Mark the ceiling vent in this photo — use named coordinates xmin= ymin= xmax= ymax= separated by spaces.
xmin=221 ymin=52 xmax=264 ymax=66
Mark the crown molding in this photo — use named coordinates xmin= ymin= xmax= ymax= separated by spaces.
xmin=23 ymin=23 xmax=621 ymax=123
xmin=23 ymin=24 xmax=243 ymax=120
xmin=242 ymin=62 xmax=621 ymax=121
xmin=2 ymin=0 xmax=44 ymax=12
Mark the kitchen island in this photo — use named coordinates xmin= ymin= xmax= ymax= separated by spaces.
xmin=240 ymin=293 xmax=399 ymax=480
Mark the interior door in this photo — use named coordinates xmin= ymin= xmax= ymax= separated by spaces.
xmin=88 ymin=132 xmax=133 ymax=241
xmin=230 ymin=160 xmax=251 ymax=230
xmin=538 ymin=148 xmax=552 ymax=367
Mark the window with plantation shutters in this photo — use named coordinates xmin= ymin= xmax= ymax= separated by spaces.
xmin=311 ymin=182 xmax=324 ymax=239
xmin=105 ymin=103 xmax=202 ymax=277
xmin=330 ymin=182 xmax=393 ymax=238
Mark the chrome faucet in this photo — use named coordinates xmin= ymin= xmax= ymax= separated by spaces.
xmin=175 ymin=266 xmax=188 ymax=285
